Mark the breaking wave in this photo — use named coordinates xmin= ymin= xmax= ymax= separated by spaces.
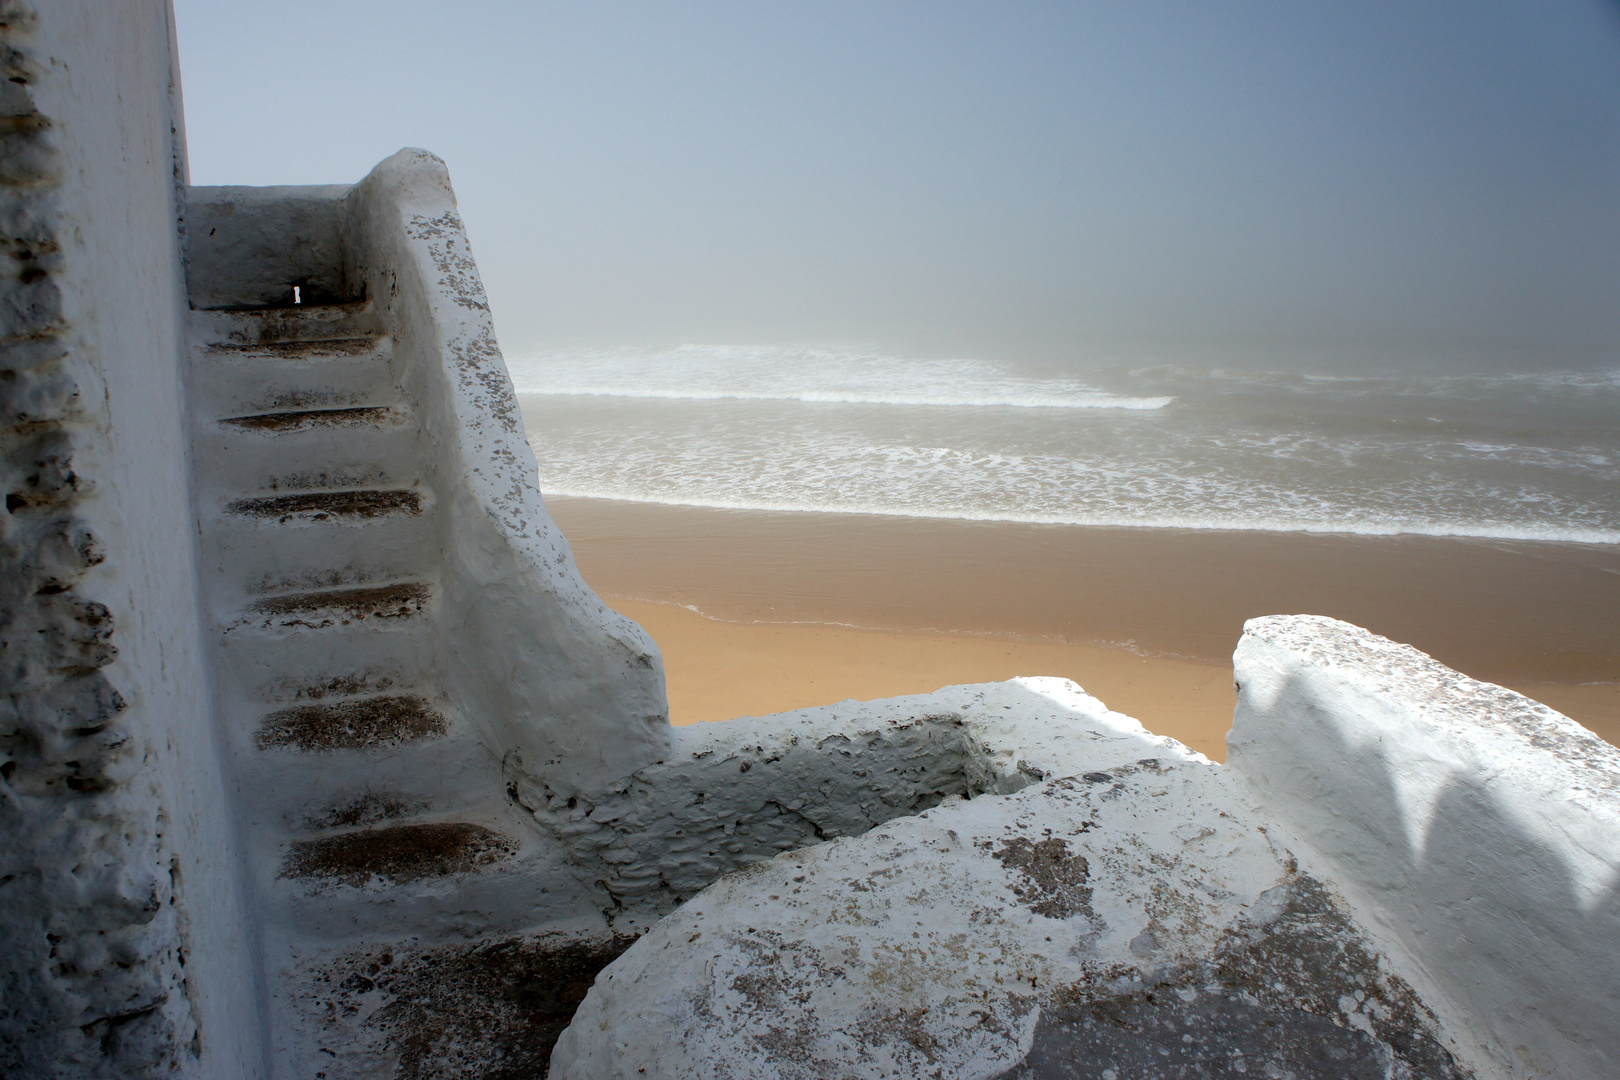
xmin=513 ymin=346 xmax=1620 ymax=545
xmin=508 ymin=345 xmax=1172 ymax=411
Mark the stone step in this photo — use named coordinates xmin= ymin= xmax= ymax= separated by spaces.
xmin=260 ymin=807 xmax=582 ymax=941
xmin=191 ymin=406 xmax=423 ymax=492
xmin=200 ymin=496 xmax=438 ymax=614
xmin=191 ymin=335 xmax=398 ymax=419
xmin=203 ymin=334 xmax=382 ymax=358
xmin=232 ymin=581 xmax=432 ymax=633
xmin=253 ymin=693 xmax=448 ymax=753
xmin=213 ymin=611 xmax=439 ymax=696
xmin=280 ymin=820 xmax=516 ymax=888
xmin=219 ymin=404 xmax=407 ymax=434
xmin=224 ymin=487 xmax=424 ymax=525
xmin=218 ymin=686 xmax=496 ymax=832
xmin=192 ymin=299 xmax=378 ymax=345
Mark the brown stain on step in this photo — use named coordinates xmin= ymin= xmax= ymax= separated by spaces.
xmin=312 ymin=933 xmax=640 ymax=1079
xmin=283 ymin=822 xmax=513 ymax=885
xmin=255 ymin=694 xmax=446 ymax=751
xmin=206 ymin=335 xmax=381 ymax=357
xmin=216 ymin=298 xmax=373 ymax=343
xmin=250 ymin=582 xmax=429 ymax=625
xmin=304 ymin=792 xmax=424 ymax=832
xmin=229 ymin=489 xmax=421 ymax=522
xmin=220 ymin=405 xmax=400 ymax=432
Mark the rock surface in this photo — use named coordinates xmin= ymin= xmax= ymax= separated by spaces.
xmin=550 ymin=686 xmax=1465 ymax=1080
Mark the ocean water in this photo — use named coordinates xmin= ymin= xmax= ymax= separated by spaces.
xmin=509 ymin=345 xmax=1620 ymax=544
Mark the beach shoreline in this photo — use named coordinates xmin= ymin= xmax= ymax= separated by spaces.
xmin=546 ymin=495 xmax=1620 ymax=758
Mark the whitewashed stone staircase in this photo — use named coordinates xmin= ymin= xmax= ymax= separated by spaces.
xmin=14 ymin=8 xmax=1616 ymax=1074
xmin=190 ymin=299 xmax=516 ymax=926
xmin=183 ymin=152 xmax=674 ymax=1078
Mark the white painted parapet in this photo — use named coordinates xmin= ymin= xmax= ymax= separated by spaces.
xmin=1228 ymin=614 xmax=1620 ymax=1080
xmin=343 ymin=150 xmax=671 ymax=797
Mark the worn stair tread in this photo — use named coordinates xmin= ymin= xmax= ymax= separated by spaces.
xmin=193 ymin=300 xmax=379 ymax=345
xmin=254 ymin=693 xmax=447 ymax=752
xmin=220 ymin=405 xmax=404 ymax=432
xmin=243 ymin=582 xmax=432 ymax=629
xmin=281 ymin=821 xmax=515 ymax=885
xmin=227 ymin=488 xmax=423 ymax=523
xmin=203 ymin=335 xmax=383 ymax=357
xmin=210 ymin=296 xmax=368 ymax=313
xmin=218 ymin=298 xmax=371 ymax=315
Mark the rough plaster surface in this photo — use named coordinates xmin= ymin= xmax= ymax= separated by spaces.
xmin=0 ymin=1 xmax=258 ymax=1076
xmin=273 ymin=679 xmax=1176 ymax=1077
xmin=549 ymin=684 xmax=1466 ymax=1079
xmin=184 ymin=151 xmax=674 ymax=1078
xmin=513 ymin=678 xmax=1190 ymax=933
xmin=185 ymin=185 xmax=354 ymax=308
xmin=343 ymin=149 xmax=672 ymax=798
xmin=1228 ymin=615 xmax=1620 ymax=1080
xmin=13 ymin=4 xmax=1615 ymax=1074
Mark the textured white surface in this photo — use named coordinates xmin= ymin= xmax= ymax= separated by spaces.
xmin=515 ymin=677 xmax=1196 ymax=931
xmin=0 ymin=2 xmax=260 ymax=1076
xmin=345 ymin=149 xmax=671 ymax=797
xmin=183 ymin=150 xmax=676 ymax=1079
xmin=12 ymin=5 xmax=1615 ymax=1075
xmin=1228 ymin=614 xmax=1620 ymax=1080
xmin=549 ymin=680 xmax=1466 ymax=1080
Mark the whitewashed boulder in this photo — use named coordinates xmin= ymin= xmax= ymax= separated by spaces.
xmin=550 ymin=696 xmax=1467 ymax=1080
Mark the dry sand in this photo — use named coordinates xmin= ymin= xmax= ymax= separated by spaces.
xmin=547 ymin=497 xmax=1620 ymax=760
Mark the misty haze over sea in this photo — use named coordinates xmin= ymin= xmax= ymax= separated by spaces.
xmin=514 ymin=346 xmax=1620 ymax=544
xmin=174 ymin=2 xmax=1620 ymax=547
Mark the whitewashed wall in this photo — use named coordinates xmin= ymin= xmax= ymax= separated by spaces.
xmin=1228 ymin=615 xmax=1620 ymax=1080
xmin=0 ymin=2 xmax=261 ymax=1077
xmin=342 ymin=149 xmax=672 ymax=799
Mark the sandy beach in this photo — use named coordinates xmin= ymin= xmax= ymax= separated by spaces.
xmin=547 ymin=496 xmax=1620 ymax=760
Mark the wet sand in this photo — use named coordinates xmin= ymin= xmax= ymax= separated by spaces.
xmin=547 ymin=496 xmax=1620 ymax=759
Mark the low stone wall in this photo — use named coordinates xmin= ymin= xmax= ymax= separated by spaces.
xmin=512 ymin=677 xmax=1186 ymax=931
xmin=548 ymin=676 xmax=1467 ymax=1080
xmin=1228 ymin=614 xmax=1620 ymax=1080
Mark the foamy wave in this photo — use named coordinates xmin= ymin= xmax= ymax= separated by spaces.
xmin=524 ymin=385 xmax=1172 ymax=411
xmin=516 ymin=347 xmax=1620 ymax=547
xmin=508 ymin=344 xmax=1172 ymax=411
xmin=541 ymin=487 xmax=1620 ymax=545
xmin=1125 ymin=362 xmax=1620 ymax=398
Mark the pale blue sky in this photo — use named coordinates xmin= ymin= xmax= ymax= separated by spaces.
xmin=174 ymin=1 xmax=1620 ymax=366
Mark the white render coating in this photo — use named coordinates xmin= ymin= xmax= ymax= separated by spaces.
xmin=0 ymin=2 xmax=259 ymax=1076
xmin=6 ymin=5 xmax=1618 ymax=1077
xmin=1228 ymin=615 xmax=1620 ymax=1080
xmin=183 ymin=151 xmax=672 ymax=1076
xmin=277 ymin=680 xmax=1209 ymax=1077
xmin=550 ymin=679 xmax=1468 ymax=1080
xmin=516 ymin=678 xmax=1198 ymax=932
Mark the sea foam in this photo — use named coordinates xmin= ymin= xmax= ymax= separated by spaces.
xmin=514 ymin=346 xmax=1620 ymax=545
xmin=508 ymin=344 xmax=1172 ymax=410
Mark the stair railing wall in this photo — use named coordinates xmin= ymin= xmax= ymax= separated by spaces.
xmin=342 ymin=149 xmax=672 ymax=802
